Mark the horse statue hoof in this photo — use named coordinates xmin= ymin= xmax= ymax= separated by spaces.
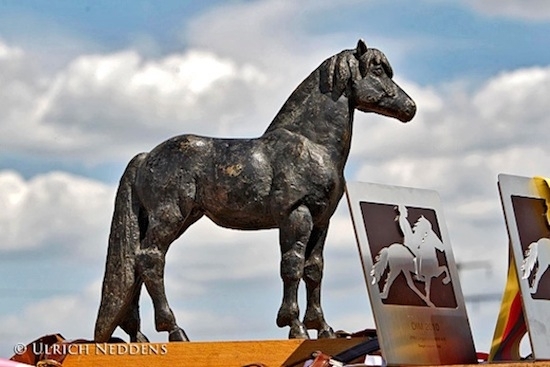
xmin=134 ymin=331 xmax=150 ymax=343
xmin=168 ymin=327 xmax=189 ymax=342
xmin=288 ymin=323 xmax=310 ymax=339
xmin=318 ymin=327 xmax=336 ymax=339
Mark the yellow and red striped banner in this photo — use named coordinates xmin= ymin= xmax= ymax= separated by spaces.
xmin=489 ymin=248 xmax=526 ymax=361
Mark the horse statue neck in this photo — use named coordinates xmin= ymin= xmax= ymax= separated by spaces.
xmin=263 ymin=53 xmax=355 ymax=165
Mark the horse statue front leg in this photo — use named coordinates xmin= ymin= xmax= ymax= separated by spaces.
xmin=303 ymin=225 xmax=335 ymax=338
xmin=276 ymin=205 xmax=312 ymax=339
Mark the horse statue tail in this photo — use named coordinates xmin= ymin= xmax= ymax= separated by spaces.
xmin=94 ymin=153 xmax=147 ymax=342
xmin=521 ymin=241 xmax=539 ymax=280
xmin=370 ymin=247 xmax=389 ymax=285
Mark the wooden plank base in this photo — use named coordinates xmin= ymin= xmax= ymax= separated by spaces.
xmin=61 ymin=338 xmax=368 ymax=367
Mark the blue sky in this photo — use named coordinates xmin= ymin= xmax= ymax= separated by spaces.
xmin=0 ymin=0 xmax=549 ymax=359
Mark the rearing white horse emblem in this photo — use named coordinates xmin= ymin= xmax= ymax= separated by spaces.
xmin=370 ymin=205 xmax=450 ymax=307
xmin=521 ymin=237 xmax=550 ymax=294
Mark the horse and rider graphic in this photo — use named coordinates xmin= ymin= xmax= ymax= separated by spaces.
xmin=521 ymin=237 xmax=550 ymax=294
xmin=511 ymin=194 xmax=550 ymax=300
xmin=369 ymin=204 xmax=454 ymax=308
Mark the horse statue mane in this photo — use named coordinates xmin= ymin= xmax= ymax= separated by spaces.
xmin=95 ymin=39 xmax=416 ymax=343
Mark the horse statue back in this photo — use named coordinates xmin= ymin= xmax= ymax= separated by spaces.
xmin=95 ymin=39 xmax=416 ymax=342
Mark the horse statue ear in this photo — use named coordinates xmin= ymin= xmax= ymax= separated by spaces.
xmin=356 ymin=39 xmax=368 ymax=56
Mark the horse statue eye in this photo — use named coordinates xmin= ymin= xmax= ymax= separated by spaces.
xmin=372 ymin=64 xmax=384 ymax=76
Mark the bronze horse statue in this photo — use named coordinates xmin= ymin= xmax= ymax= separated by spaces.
xmin=94 ymin=39 xmax=416 ymax=342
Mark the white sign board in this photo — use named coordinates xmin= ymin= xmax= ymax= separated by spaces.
xmin=346 ymin=181 xmax=476 ymax=365
xmin=498 ymin=173 xmax=550 ymax=359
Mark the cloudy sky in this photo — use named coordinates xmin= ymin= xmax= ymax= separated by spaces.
xmin=1 ymin=0 xmax=549 ymax=358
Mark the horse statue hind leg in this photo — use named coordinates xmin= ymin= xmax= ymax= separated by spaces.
xmin=94 ymin=152 xmax=197 ymax=342
xmin=133 ymin=150 xmax=208 ymax=341
xmin=134 ymin=212 xmax=189 ymax=342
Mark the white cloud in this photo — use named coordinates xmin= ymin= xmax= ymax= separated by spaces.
xmin=38 ymin=49 xmax=268 ymax=147
xmin=474 ymin=67 xmax=550 ymax=130
xmin=0 ymin=171 xmax=112 ymax=258
xmin=184 ymin=1 xmax=322 ymax=64
xmin=462 ymin=0 xmax=550 ymax=21
xmin=0 ymin=38 xmax=273 ymax=163
xmin=0 ymin=39 xmax=23 ymax=60
xmin=351 ymin=65 xmax=550 ymax=163
xmin=183 ymin=0 xmax=390 ymax=100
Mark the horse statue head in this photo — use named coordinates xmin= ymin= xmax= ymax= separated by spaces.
xmin=320 ymin=39 xmax=416 ymax=123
